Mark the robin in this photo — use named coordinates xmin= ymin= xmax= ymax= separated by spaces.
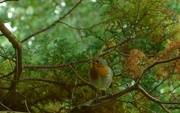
xmin=89 ymin=57 xmax=113 ymax=96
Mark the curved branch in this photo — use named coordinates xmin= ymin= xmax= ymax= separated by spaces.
xmin=0 ymin=20 xmax=22 ymax=82
xmin=70 ymin=84 xmax=137 ymax=112
xmin=160 ymin=104 xmax=171 ymax=113
xmin=69 ymin=65 xmax=96 ymax=90
xmin=137 ymin=55 xmax=180 ymax=83
xmin=137 ymin=85 xmax=180 ymax=104
xmin=20 ymin=0 xmax=83 ymax=43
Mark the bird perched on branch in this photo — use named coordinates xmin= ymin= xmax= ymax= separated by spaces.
xmin=89 ymin=57 xmax=113 ymax=96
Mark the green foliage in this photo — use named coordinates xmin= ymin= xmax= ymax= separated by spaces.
xmin=0 ymin=0 xmax=180 ymax=112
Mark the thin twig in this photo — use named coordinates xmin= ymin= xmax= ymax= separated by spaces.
xmin=160 ymin=104 xmax=171 ymax=113
xmin=19 ymin=78 xmax=66 ymax=86
xmin=0 ymin=0 xmax=17 ymax=3
xmin=23 ymin=58 xmax=90 ymax=69
xmin=69 ymin=65 xmax=78 ymax=111
xmin=59 ymin=20 xmax=107 ymax=31
xmin=17 ymin=90 xmax=48 ymax=113
xmin=129 ymin=84 xmax=153 ymax=112
xmin=137 ymin=55 xmax=180 ymax=83
xmin=137 ymin=84 xmax=180 ymax=104
xmin=0 ymin=102 xmax=12 ymax=111
xmin=0 ymin=70 xmax=15 ymax=79
xmin=69 ymin=65 xmax=95 ymax=90
xmin=24 ymin=100 xmax=31 ymax=113
xmin=70 ymin=84 xmax=137 ymax=112
xmin=21 ymin=0 xmax=83 ymax=43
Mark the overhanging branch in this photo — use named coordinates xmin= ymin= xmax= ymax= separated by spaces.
xmin=0 ymin=20 xmax=22 ymax=82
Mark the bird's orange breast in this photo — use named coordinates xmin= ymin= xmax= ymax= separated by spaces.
xmin=89 ymin=64 xmax=109 ymax=80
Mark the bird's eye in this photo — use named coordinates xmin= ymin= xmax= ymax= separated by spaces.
xmin=96 ymin=60 xmax=99 ymax=63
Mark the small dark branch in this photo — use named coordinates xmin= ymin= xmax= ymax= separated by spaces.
xmin=0 ymin=70 xmax=15 ymax=79
xmin=137 ymin=55 xmax=180 ymax=83
xmin=19 ymin=78 xmax=65 ymax=86
xmin=168 ymin=106 xmax=180 ymax=110
xmin=0 ymin=102 xmax=12 ymax=112
xmin=69 ymin=67 xmax=78 ymax=111
xmin=137 ymin=85 xmax=180 ymax=104
xmin=150 ymin=65 xmax=175 ymax=93
xmin=59 ymin=20 xmax=107 ymax=31
xmin=160 ymin=104 xmax=171 ymax=113
xmin=130 ymin=88 xmax=152 ymax=112
xmin=0 ymin=46 xmax=15 ymax=62
xmin=70 ymin=84 xmax=137 ymax=112
xmin=20 ymin=0 xmax=83 ymax=43
xmin=0 ymin=54 xmax=15 ymax=62
xmin=17 ymin=90 xmax=48 ymax=113
xmin=69 ymin=65 xmax=96 ymax=90
xmin=0 ymin=0 xmax=17 ymax=3
xmin=0 ymin=86 xmax=10 ymax=90
xmin=23 ymin=58 xmax=90 ymax=69
xmin=57 ymin=0 xmax=82 ymax=20
xmin=115 ymin=49 xmax=130 ymax=57
xmin=99 ymin=38 xmax=131 ymax=57
xmin=114 ymin=70 xmax=128 ymax=77
xmin=0 ymin=34 xmax=4 ymax=36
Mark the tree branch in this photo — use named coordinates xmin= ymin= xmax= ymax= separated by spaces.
xmin=137 ymin=55 xmax=180 ymax=83
xmin=137 ymin=85 xmax=180 ymax=104
xmin=59 ymin=20 xmax=107 ymax=31
xmin=0 ymin=0 xmax=17 ymax=3
xmin=69 ymin=65 xmax=96 ymax=90
xmin=70 ymin=84 xmax=137 ymax=112
xmin=19 ymin=78 xmax=66 ymax=86
xmin=20 ymin=0 xmax=83 ymax=43
xmin=0 ymin=20 xmax=22 ymax=80
xmin=23 ymin=58 xmax=90 ymax=69
xmin=160 ymin=104 xmax=171 ymax=113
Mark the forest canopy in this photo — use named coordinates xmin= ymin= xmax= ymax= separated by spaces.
xmin=0 ymin=0 xmax=180 ymax=113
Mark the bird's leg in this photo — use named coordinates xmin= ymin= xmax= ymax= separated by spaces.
xmin=93 ymin=88 xmax=100 ymax=102
xmin=101 ymin=90 xmax=106 ymax=96
xmin=96 ymin=88 xmax=101 ymax=97
xmin=106 ymin=88 xmax=112 ymax=98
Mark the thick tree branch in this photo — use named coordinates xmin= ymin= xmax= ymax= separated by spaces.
xmin=70 ymin=84 xmax=137 ymax=112
xmin=0 ymin=20 xmax=22 ymax=81
xmin=0 ymin=20 xmax=22 ymax=109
